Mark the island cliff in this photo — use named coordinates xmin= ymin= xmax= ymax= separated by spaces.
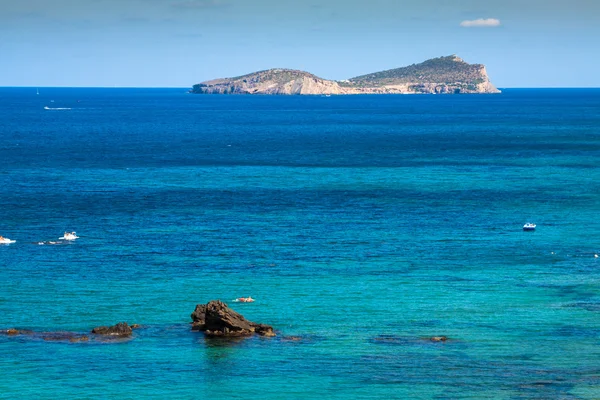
xmin=191 ymin=55 xmax=500 ymax=95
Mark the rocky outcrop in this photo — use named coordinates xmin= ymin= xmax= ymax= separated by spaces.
xmin=193 ymin=69 xmax=347 ymax=95
xmin=191 ymin=55 xmax=500 ymax=95
xmin=91 ymin=322 xmax=133 ymax=336
xmin=191 ymin=300 xmax=275 ymax=337
xmin=190 ymin=304 xmax=206 ymax=331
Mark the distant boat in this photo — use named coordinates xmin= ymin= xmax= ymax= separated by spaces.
xmin=59 ymin=232 xmax=79 ymax=241
xmin=0 ymin=236 xmax=16 ymax=244
xmin=523 ymin=223 xmax=536 ymax=231
xmin=36 ymin=88 xmax=39 ymax=95
xmin=233 ymin=297 xmax=255 ymax=303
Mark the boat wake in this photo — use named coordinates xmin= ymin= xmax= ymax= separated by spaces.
xmin=44 ymin=106 xmax=72 ymax=110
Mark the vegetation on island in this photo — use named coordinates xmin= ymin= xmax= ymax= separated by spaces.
xmin=349 ymin=55 xmax=488 ymax=86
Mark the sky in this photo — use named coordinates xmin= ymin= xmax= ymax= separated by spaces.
xmin=1 ymin=0 xmax=599 ymax=87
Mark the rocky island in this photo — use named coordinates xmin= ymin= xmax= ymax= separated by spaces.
xmin=191 ymin=55 xmax=500 ymax=95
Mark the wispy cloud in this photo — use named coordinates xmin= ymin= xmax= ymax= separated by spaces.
xmin=460 ymin=18 xmax=501 ymax=28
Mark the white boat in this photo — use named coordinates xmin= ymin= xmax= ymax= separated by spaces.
xmin=523 ymin=223 xmax=536 ymax=231
xmin=0 ymin=237 xmax=16 ymax=244
xmin=59 ymin=232 xmax=79 ymax=241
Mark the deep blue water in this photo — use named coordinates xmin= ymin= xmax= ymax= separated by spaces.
xmin=1 ymin=88 xmax=600 ymax=399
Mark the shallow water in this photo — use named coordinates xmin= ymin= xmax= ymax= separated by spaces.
xmin=1 ymin=88 xmax=599 ymax=399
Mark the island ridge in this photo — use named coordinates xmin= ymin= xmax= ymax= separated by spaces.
xmin=191 ymin=55 xmax=500 ymax=95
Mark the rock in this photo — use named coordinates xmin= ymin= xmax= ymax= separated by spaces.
xmin=253 ymin=324 xmax=276 ymax=337
xmin=204 ymin=300 xmax=255 ymax=336
xmin=2 ymin=329 xmax=34 ymax=336
xmin=430 ymin=336 xmax=448 ymax=342
xmin=70 ymin=335 xmax=89 ymax=343
xmin=191 ymin=300 xmax=275 ymax=338
xmin=92 ymin=322 xmax=133 ymax=336
xmin=190 ymin=304 xmax=207 ymax=331
xmin=130 ymin=324 xmax=141 ymax=329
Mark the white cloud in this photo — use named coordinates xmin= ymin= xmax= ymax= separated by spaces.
xmin=460 ymin=18 xmax=501 ymax=28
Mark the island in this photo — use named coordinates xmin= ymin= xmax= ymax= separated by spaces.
xmin=191 ymin=55 xmax=500 ymax=95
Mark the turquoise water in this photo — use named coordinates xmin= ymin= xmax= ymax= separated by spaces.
xmin=1 ymin=88 xmax=599 ymax=399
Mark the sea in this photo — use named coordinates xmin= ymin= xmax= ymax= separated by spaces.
xmin=0 ymin=88 xmax=599 ymax=399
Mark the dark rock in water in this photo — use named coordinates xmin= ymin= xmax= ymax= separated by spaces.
xmin=254 ymin=324 xmax=276 ymax=337
xmin=130 ymin=324 xmax=142 ymax=330
xmin=204 ymin=300 xmax=255 ymax=337
xmin=191 ymin=300 xmax=275 ymax=338
xmin=3 ymin=329 xmax=89 ymax=343
xmin=92 ymin=322 xmax=133 ymax=336
xmin=191 ymin=304 xmax=207 ymax=331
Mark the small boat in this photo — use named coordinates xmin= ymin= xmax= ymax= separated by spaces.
xmin=234 ymin=297 xmax=255 ymax=303
xmin=0 ymin=236 xmax=16 ymax=244
xmin=523 ymin=223 xmax=536 ymax=231
xmin=59 ymin=231 xmax=79 ymax=241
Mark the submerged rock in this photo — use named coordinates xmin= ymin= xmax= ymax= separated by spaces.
xmin=191 ymin=300 xmax=275 ymax=338
xmin=430 ymin=336 xmax=448 ymax=342
xmin=280 ymin=335 xmax=307 ymax=343
xmin=42 ymin=332 xmax=89 ymax=342
xmin=2 ymin=329 xmax=89 ymax=343
xmin=2 ymin=328 xmax=35 ymax=336
xmin=371 ymin=334 xmax=451 ymax=345
xmin=91 ymin=322 xmax=133 ymax=336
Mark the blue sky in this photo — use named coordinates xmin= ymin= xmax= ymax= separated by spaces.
xmin=1 ymin=0 xmax=599 ymax=87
